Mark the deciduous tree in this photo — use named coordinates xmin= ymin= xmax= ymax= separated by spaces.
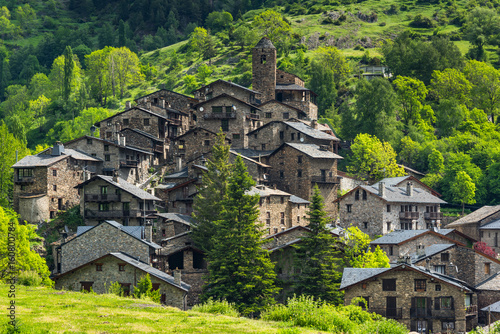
xmin=451 ymin=170 xmax=476 ymax=214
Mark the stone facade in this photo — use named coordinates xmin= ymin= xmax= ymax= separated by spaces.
xmin=120 ymin=128 xmax=164 ymax=163
xmin=446 ymin=206 xmax=500 ymax=244
xmin=229 ymin=152 xmax=271 ymax=185
xmin=266 ymin=144 xmax=340 ymax=218
xmin=164 ymin=179 xmax=198 ymax=215
xmin=252 ymin=38 xmax=276 ymax=103
xmin=258 ymin=101 xmax=308 ymax=124
xmin=194 ymin=94 xmax=263 ymax=149
xmin=54 ymin=253 xmax=187 ymax=309
xmin=480 ymin=228 xmax=500 ymax=254
xmin=64 ymin=136 xmax=153 ymax=185
xmin=342 ymin=266 xmax=477 ymax=333
xmin=77 ymin=176 xmax=159 ymax=226
xmin=193 ymin=80 xmax=259 ymax=105
xmin=276 ymin=69 xmax=304 ymax=86
xmin=170 ymin=128 xmax=231 ymax=165
xmin=57 ymin=222 xmax=154 ymax=274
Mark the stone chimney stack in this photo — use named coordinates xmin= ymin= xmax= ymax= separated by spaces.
xmin=146 ymin=101 xmax=152 ymax=110
xmin=379 ymin=182 xmax=385 ymax=197
xmin=52 ymin=141 xmax=65 ymax=156
xmin=161 ymin=100 xmax=165 ymax=109
xmin=144 ymin=221 xmax=153 ymax=243
xmin=406 ymin=182 xmax=413 ymax=196
xmin=311 ymin=119 xmax=318 ymax=129
xmin=176 ymin=156 xmax=183 ymax=172
xmin=174 ymin=269 xmax=181 ymax=286
xmin=113 ymin=171 xmax=119 ymax=184
xmin=125 ymin=101 xmax=131 ymax=109
xmin=416 ymin=243 xmax=425 ymax=258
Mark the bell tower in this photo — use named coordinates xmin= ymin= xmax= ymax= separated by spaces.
xmin=252 ymin=37 xmax=276 ymax=103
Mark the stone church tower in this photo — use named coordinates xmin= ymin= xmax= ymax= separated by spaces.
xmin=252 ymin=37 xmax=276 ymax=103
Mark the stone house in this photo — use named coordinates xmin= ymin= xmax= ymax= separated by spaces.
xmin=337 ymin=171 xmax=367 ymax=193
xmin=252 ymin=38 xmax=318 ymax=119
xmin=119 ymin=128 xmax=166 ymax=163
xmin=194 ymin=93 xmax=263 ymax=149
xmin=154 ymin=213 xmax=193 ymax=244
xmin=476 ymin=273 xmax=500 ymax=324
xmin=75 ymin=175 xmax=161 ymax=226
xmin=229 ymin=151 xmax=272 ymax=185
xmin=12 ymin=142 xmax=101 ymax=223
xmin=447 ymin=205 xmax=500 ymax=253
xmin=258 ymin=100 xmax=310 ymax=124
xmin=372 ymin=175 xmax=441 ymax=197
xmin=53 ymin=252 xmax=190 ymax=309
xmin=341 ymin=263 xmax=478 ymax=333
xmin=370 ymin=229 xmax=473 ymax=263
xmin=193 ymin=79 xmax=260 ymax=105
xmin=246 ymin=120 xmax=340 ymax=153
xmin=336 ymin=182 xmax=446 ymax=237
xmin=53 ymin=220 xmax=160 ymax=274
xmin=266 ymin=143 xmax=342 ymax=218
xmin=163 ymin=176 xmax=200 ymax=216
xmin=408 ymin=242 xmax=500 ymax=287
xmin=64 ymin=135 xmax=154 ymax=185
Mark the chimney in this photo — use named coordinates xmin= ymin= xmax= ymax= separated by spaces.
xmin=144 ymin=222 xmax=153 ymax=243
xmin=406 ymin=182 xmax=413 ymax=196
xmin=113 ymin=171 xmax=119 ymax=184
xmin=146 ymin=101 xmax=152 ymax=110
xmin=52 ymin=142 xmax=65 ymax=156
xmin=161 ymin=100 xmax=165 ymax=109
xmin=379 ymin=182 xmax=385 ymax=197
xmin=120 ymin=135 xmax=126 ymax=147
xmin=416 ymin=243 xmax=425 ymax=258
xmin=174 ymin=269 xmax=181 ymax=285
xmin=125 ymin=101 xmax=131 ymax=109
xmin=311 ymin=119 xmax=318 ymax=129
xmin=176 ymin=156 xmax=183 ymax=172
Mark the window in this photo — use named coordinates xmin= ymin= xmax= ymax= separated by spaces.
xmin=96 ymin=264 xmax=103 ymax=271
xmin=104 ymin=145 xmax=109 ymax=151
xmin=387 ymin=205 xmax=391 ymax=212
xmin=382 ymin=279 xmax=396 ymax=291
xmin=123 ymin=119 xmax=129 ymax=126
xmin=435 ymin=284 xmax=441 ymax=291
xmin=359 ymin=297 xmax=369 ymax=309
xmin=18 ymin=168 xmax=33 ymax=179
xmin=414 ymin=279 xmax=426 ymax=292
xmin=91 ymin=153 xmax=97 ymax=157
xmin=266 ymin=212 xmax=271 ymax=226
xmin=274 ymin=227 xmax=278 ymax=234
xmin=265 ymin=112 xmax=272 ymax=118
xmin=87 ymin=139 xmax=93 ymax=145
xmin=485 ymin=262 xmax=491 ymax=275
xmin=297 ymin=169 xmax=302 ymax=177
xmin=101 ymin=186 xmax=108 ymax=194
xmin=144 ymin=118 xmax=150 ymax=126
xmin=20 ymin=185 xmax=26 ymax=191
xmin=53 ymin=170 xmax=57 ymax=176
xmin=221 ymin=119 xmax=229 ymax=131
xmin=389 ymin=246 xmax=393 ymax=256
xmin=283 ymin=112 xmax=290 ymax=119
xmin=266 ymin=197 xmax=270 ymax=204
xmin=297 ymin=133 xmax=301 ymax=140
xmin=386 ymin=222 xmax=391 ymax=232
xmin=279 ymin=131 xmax=284 ymax=140
xmin=260 ymin=55 xmax=266 ymax=64
xmin=118 ymin=264 xmax=125 ymax=271
xmin=298 ymin=156 xmax=302 ymax=163
xmin=204 ymin=140 xmax=210 ymax=146
xmin=442 ymin=322 xmax=455 ymax=331
xmin=261 ymin=144 xmax=266 ymax=150
xmin=291 ymin=133 xmax=295 ymax=140
xmin=441 ymin=253 xmax=449 ymax=262
xmin=232 ymin=133 xmax=240 ymax=139
xmin=53 ymin=185 xmax=57 ymax=191
xmin=434 ymin=265 xmax=446 ymax=274
xmin=212 ymin=106 xmax=223 ymax=113
xmin=355 ymin=190 xmax=359 ymax=201
xmin=362 ymin=190 xmax=367 ymax=200
xmin=280 ymin=212 xmax=285 ymax=225
xmin=105 ymin=154 xmax=111 ymax=161
xmin=99 ymin=203 xmax=110 ymax=211
xmin=363 ymin=222 xmax=368 ymax=229
xmin=280 ymin=197 xmax=284 ymax=204
xmin=106 ymin=132 xmax=112 ymax=138
xmin=401 ymin=222 xmax=412 ymax=230
xmin=107 ymin=121 xmax=112 ymax=126
xmin=280 ymin=171 xmax=284 ymax=179
xmin=297 ymin=216 xmax=300 ymax=224
xmin=439 ymin=297 xmax=453 ymax=310
xmin=346 ymin=204 xmax=352 ymax=213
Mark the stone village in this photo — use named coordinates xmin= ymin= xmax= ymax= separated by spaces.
xmin=11 ymin=38 xmax=500 ymax=333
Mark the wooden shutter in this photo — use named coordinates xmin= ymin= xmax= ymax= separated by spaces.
xmin=450 ymin=296 xmax=454 ymax=310
xmin=435 ymin=297 xmax=440 ymax=310
xmin=427 ymin=297 xmax=432 ymax=317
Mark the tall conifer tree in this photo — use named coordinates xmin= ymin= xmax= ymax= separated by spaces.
xmin=293 ymin=184 xmax=343 ymax=304
xmin=202 ymin=156 xmax=278 ymax=315
xmin=63 ymin=45 xmax=74 ymax=102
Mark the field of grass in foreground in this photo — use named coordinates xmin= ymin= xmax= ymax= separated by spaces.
xmin=0 ymin=285 xmax=324 ymax=334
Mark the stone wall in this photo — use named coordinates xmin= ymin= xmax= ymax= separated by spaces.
xmin=276 ymin=69 xmax=304 ymax=86
xmin=155 ymin=220 xmax=190 ymax=243
xmin=258 ymin=102 xmax=307 ymax=124
xmin=99 ymin=108 xmax=165 ymax=140
xmin=170 ymin=128 xmax=229 ymax=164
xmin=135 ymin=89 xmax=197 ymax=114
xmin=59 ymin=222 xmax=151 ymax=274
xmin=252 ymin=44 xmax=276 ymax=103
xmin=257 ymin=194 xmax=309 ymax=236
xmin=18 ymin=195 xmax=49 ymax=223
xmin=480 ymin=229 xmax=500 ymax=254
xmin=343 ymin=268 xmax=471 ymax=333
xmin=54 ymin=254 xmax=187 ymax=309
xmin=194 ymin=81 xmax=255 ymax=104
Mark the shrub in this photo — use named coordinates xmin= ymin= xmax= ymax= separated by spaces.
xmin=191 ymin=298 xmax=240 ymax=317
xmin=379 ymin=22 xmax=387 ymax=26
xmin=410 ymin=14 xmax=436 ymax=28
xmin=133 ymin=274 xmax=161 ymax=303
xmin=16 ymin=271 xmax=52 ymax=287
xmin=107 ymin=281 xmax=123 ymax=297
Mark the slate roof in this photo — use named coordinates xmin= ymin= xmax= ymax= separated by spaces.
xmin=373 ymin=176 xmax=412 ymax=187
xmin=340 ymin=264 xmax=472 ymax=291
xmin=275 ymin=84 xmax=315 ymax=94
xmin=268 ymin=238 xmax=302 ymax=252
xmin=371 ymin=229 xmax=455 ymax=245
xmin=229 ymin=150 xmax=272 ymax=168
xmin=194 ymin=93 xmax=261 ymax=110
xmin=72 ymin=220 xmax=161 ymax=250
xmin=110 ymin=252 xmax=190 ymax=291
xmin=285 ymin=143 xmax=343 ymax=159
xmin=133 ymin=88 xmax=197 ymax=102
xmin=447 ymin=205 xmax=500 ymax=227
xmin=231 ymin=148 xmax=275 ymax=159
xmin=284 ymin=121 xmax=340 ymax=141
xmin=63 ymin=136 xmax=154 ymax=155
xmin=12 ymin=149 xmax=100 ymax=168
xmin=410 ymin=244 xmax=455 ymax=263
xmin=162 ymin=231 xmax=191 ymax=242
xmin=480 ymin=220 xmax=500 ymax=230
xmin=194 ymin=79 xmax=260 ymax=94
xmin=95 ymin=106 xmax=171 ymax=126
xmin=290 ymin=195 xmax=310 ymax=204
xmin=164 ymin=168 xmax=189 ymax=179
xmin=481 ymin=300 xmax=500 ymax=312
xmin=476 ymin=272 xmax=500 ymax=290
xmin=75 ymin=175 xmax=161 ymax=201
xmin=255 ymin=37 xmax=275 ymax=49
xmin=120 ymin=128 xmax=162 ymax=142
xmin=247 ymin=186 xmax=291 ymax=197
xmin=156 ymin=213 xmax=193 ymax=226
xmin=359 ymin=184 xmax=446 ymax=204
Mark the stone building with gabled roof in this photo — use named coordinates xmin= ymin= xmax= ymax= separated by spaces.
xmin=193 ymin=79 xmax=261 ymax=105
xmin=12 ymin=142 xmax=102 ymax=223
xmin=340 ymin=263 xmax=478 ymax=333
xmin=256 ymin=100 xmax=309 ymax=124
xmin=372 ymin=175 xmax=441 ymax=197
xmin=75 ymin=175 xmax=161 ymax=226
xmin=336 ymin=181 xmax=446 ymax=237
xmin=53 ymin=251 xmax=190 ymax=309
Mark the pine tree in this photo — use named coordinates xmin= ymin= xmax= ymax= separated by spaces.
xmin=191 ymin=131 xmax=231 ymax=253
xmin=63 ymin=46 xmax=74 ymax=102
xmin=293 ymin=184 xmax=343 ymax=305
xmin=118 ymin=20 xmax=126 ymax=47
xmin=202 ymin=156 xmax=279 ymax=316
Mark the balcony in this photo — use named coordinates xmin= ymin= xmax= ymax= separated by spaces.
xmin=167 ymin=118 xmax=182 ymax=126
xmin=369 ymin=308 xmax=402 ymax=319
xmin=410 ymin=308 xmax=432 ymax=318
xmin=84 ymin=194 xmax=121 ymax=202
xmin=311 ymin=176 xmax=339 ymax=184
xmin=399 ymin=212 xmax=420 ymax=220
xmin=154 ymin=144 xmax=164 ymax=153
xmin=85 ymin=209 xmax=157 ymax=218
xmin=120 ymin=160 xmax=139 ymax=168
xmin=15 ymin=176 xmax=35 ymax=184
xmin=432 ymin=309 xmax=456 ymax=319
xmin=424 ymin=212 xmax=444 ymax=220
xmin=246 ymin=113 xmax=260 ymax=120
xmin=466 ymin=305 xmax=477 ymax=316
xmin=203 ymin=112 xmax=236 ymax=119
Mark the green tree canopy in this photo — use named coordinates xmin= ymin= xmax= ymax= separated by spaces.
xmin=451 ymin=171 xmax=476 ymax=214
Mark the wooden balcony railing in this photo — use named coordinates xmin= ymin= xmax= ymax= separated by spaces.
xmin=84 ymin=194 xmax=121 ymax=202
xmin=120 ymin=160 xmax=139 ymax=168
xmin=424 ymin=212 xmax=444 ymax=220
xmin=369 ymin=308 xmax=402 ymax=319
xmin=311 ymin=176 xmax=339 ymax=184
xmin=466 ymin=305 xmax=477 ymax=316
xmin=15 ymin=176 xmax=35 ymax=184
xmin=167 ymin=118 xmax=182 ymax=126
xmin=203 ymin=112 xmax=236 ymax=119
xmin=246 ymin=113 xmax=260 ymax=120
xmin=399 ymin=212 xmax=420 ymax=219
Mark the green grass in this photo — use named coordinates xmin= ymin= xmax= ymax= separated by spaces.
xmin=0 ymin=285 xmax=325 ymax=333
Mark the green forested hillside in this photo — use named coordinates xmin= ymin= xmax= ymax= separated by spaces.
xmin=1 ymin=0 xmax=500 ymax=209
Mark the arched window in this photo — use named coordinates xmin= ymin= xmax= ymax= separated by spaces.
xmin=362 ymin=190 xmax=367 ymax=200
xmin=355 ymin=190 xmax=360 ymax=201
